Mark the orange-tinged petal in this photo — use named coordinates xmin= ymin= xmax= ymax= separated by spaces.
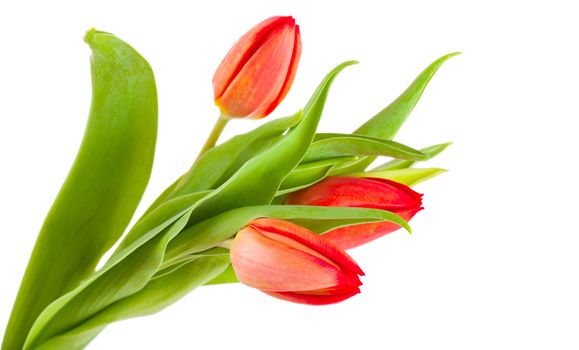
xmin=218 ymin=23 xmax=295 ymax=118
xmin=212 ymin=16 xmax=301 ymax=119
xmin=213 ymin=16 xmax=290 ymax=99
xmin=262 ymin=25 xmax=302 ymax=117
xmin=231 ymin=226 xmax=356 ymax=292
xmin=250 ymin=218 xmax=364 ymax=276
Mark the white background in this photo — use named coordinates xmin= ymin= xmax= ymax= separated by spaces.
xmin=1 ymin=0 xmax=578 ymax=349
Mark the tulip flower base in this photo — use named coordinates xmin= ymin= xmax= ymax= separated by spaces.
xmin=3 ymin=16 xmax=457 ymax=350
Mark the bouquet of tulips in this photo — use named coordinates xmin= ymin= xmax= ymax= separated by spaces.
xmin=3 ymin=16 xmax=457 ymax=349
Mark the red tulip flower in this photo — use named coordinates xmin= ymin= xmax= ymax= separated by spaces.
xmin=230 ymin=218 xmax=364 ymax=305
xmin=286 ymin=177 xmax=423 ymax=249
xmin=213 ymin=16 xmax=301 ymax=119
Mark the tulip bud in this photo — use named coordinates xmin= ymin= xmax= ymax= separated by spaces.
xmin=230 ymin=218 xmax=364 ymax=305
xmin=213 ymin=16 xmax=301 ymax=119
xmin=286 ymin=176 xmax=423 ymax=249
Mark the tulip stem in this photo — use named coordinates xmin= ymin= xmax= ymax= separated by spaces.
xmin=196 ymin=115 xmax=229 ymax=160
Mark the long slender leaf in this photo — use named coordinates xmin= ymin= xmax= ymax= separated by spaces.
xmin=303 ymin=134 xmax=444 ymax=163
xmin=340 ymin=53 xmax=459 ymax=173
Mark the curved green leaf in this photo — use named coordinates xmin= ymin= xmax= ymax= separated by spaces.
xmin=3 ymin=29 xmax=158 ymax=350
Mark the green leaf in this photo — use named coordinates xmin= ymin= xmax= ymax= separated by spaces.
xmin=23 ymin=61 xmax=357 ymax=348
xmin=303 ymin=133 xmax=440 ymax=163
xmin=115 ymin=191 xmax=209 ymax=253
xmin=341 ymin=53 xmax=459 ymax=173
xmin=350 ymin=167 xmax=447 ymax=186
xmin=165 ymin=205 xmax=409 ymax=265
xmin=24 ymin=210 xmax=193 ymax=349
xmin=372 ymin=143 xmax=451 ymax=170
xmin=205 ymin=264 xmax=239 ymax=285
xmin=32 ymin=256 xmax=229 ymax=350
xmin=175 ymin=113 xmax=302 ymax=195
xmin=182 ymin=61 xmax=358 ymax=226
xmin=3 ymin=29 xmax=158 ymax=350
xmin=355 ymin=53 xmax=460 ymax=137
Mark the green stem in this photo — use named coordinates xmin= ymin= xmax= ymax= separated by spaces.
xmin=196 ymin=115 xmax=229 ymax=160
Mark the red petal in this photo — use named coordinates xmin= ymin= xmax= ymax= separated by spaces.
xmin=213 ymin=16 xmax=299 ymax=118
xmin=264 ymin=287 xmax=361 ymax=305
xmin=260 ymin=25 xmax=301 ymax=118
xmin=213 ymin=16 xmax=293 ymax=99
xmin=322 ymin=207 xmax=423 ymax=249
xmin=286 ymin=176 xmax=423 ymax=211
xmin=250 ymin=218 xmax=364 ymax=276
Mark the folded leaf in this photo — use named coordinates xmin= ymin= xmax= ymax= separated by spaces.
xmin=303 ymin=134 xmax=442 ymax=163
xmin=165 ymin=205 xmax=409 ymax=264
xmin=371 ymin=143 xmax=451 ymax=170
xmin=3 ymin=29 xmax=158 ymax=350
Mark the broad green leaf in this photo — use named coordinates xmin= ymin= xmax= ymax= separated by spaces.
xmin=350 ymin=168 xmax=447 ymax=186
xmin=302 ymin=134 xmax=442 ymax=163
xmin=372 ymin=143 xmax=451 ymax=170
xmin=33 ymin=256 xmax=229 ymax=350
xmin=342 ymin=53 xmax=459 ymax=173
xmin=165 ymin=205 xmax=409 ymax=265
xmin=3 ymin=30 xmax=158 ymax=350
